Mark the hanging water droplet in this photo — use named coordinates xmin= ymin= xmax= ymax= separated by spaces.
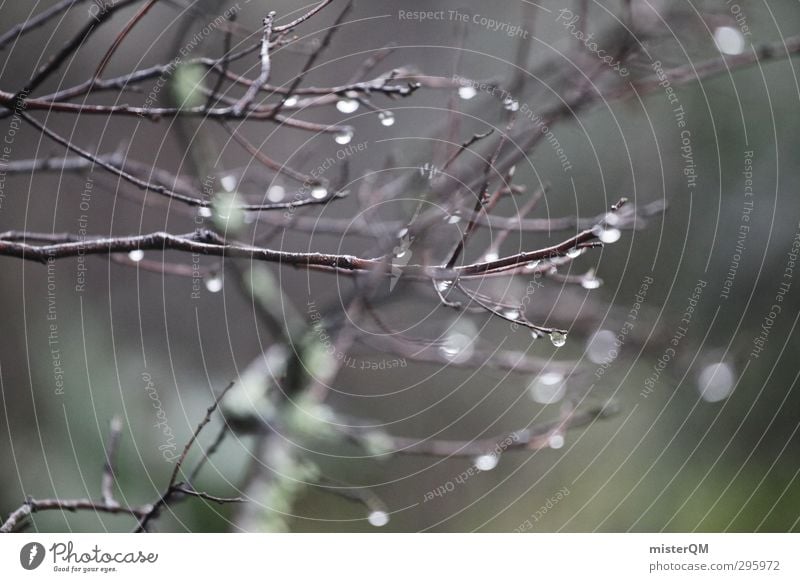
xmin=484 ymin=252 xmax=499 ymax=262
xmin=220 ymin=174 xmax=237 ymax=192
xmin=529 ymin=371 xmax=566 ymax=404
xmin=474 ymin=454 xmax=499 ymax=471
xmin=566 ymin=247 xmax=584 ymax=259
xmin=530 ymin=330 xmax=541 ymax=341
xmin=198 ymin=206 xmax=213 ymax=218
xmin=397 ymin=228 xmax=409 ymax=239
xmin=581 ymin=270 xmax=602 ymax=290
xmin=594 ymin=225 xmax=622 ymax=243
xmin=446 ymin=214 xmax=461 ymax=225
xmin=367 ymin=510 xmax=389 ymax=527
xmin=283 ymin=95 xmax=298 ymax=107
xmin=204 ymin=273 xmax=223 ymax=293
xmin=458 ymin=85 xmax=477 ymax=100
xmin=550 ymin=331 xmax=567 ymax=347
xmin=503 ymin=309 xmax=520 ymax=320
xmin=267 ymin=185 xmax=286 ymax=203
xmin=128 ymin=249 xmax=144 ymax=262
xmin=378 ymin=110 xmax=395 ymax=127
xmin=525 ymin=260 xmax=541 ymax=271
xmin=548 ymin=434 xmax=565 ymax=449
xmin=334 ymin=128 xmax=353 ymax=145
xmin=311 ymin=186 xmax=328 ymax=200
xmin=503 ymin=97 xmax=520 ymax=112
xmin=336 ymin=98 xmax=359 ymax=114
xmin=435 ymin=280 xmax=451 ymax=293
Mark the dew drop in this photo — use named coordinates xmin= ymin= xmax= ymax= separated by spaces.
xmin=336 ymin=98 xmax=359 ymax=114
xmin=550 ymin=331 xmax=567 ymax=348
xmin=204 ymin=273 xmax=223 ymax=293
xmin=378 ymin=110 xmax=395 ymax=127
xmin=566 ymin=247 xmax=584 ymax=259
xmin=198 ymin=206 xmax=213 ymax=218
xmin=474 ymin=454 xmax=499 ymax=471
xmin=503 ymin=309 xmax=520 ymax=320
xmin=267 ymin=185 xmax=286 ymax=203
xmin=128 ymin=249 xmax=144 ymax=262
xmin=334 ymin=128 xmax=353 ymax=145
xmin=548 ymin=434 xmax=565 ymax=449
xmin=283 ymin=95 xmax=298 ymax=107
xmin=367 ymin=510 xmax=389 ymax=527
xmin=484 ymin=252 xmax=499 ymax=262
xmin=311 ymin=186 xmax=328 ymax=200
xmin=458 ymin=85 xmax=477 ymax=100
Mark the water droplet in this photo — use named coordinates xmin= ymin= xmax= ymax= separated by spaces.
xmin=204 ymin=273 xmax=223 ymax=293
xmin=484 ymin=252 xmax=499 ymax=262
xmin=581 ymin=270 xmax=602 ymax=289
xmin=283 ymin=95 xmax=298 ymax=107
xmin=697 ymin=362 xmax=735 ymax=402
xmin=528 ymin=372 xmax=566 ymax=404
xmin=367 ymin=510 xmax=389 ymax=527
xmin=198 ymin=206 xmax=213 ymax=218
xmin=503 ymin=309 xmax=520 ymax=320
xmin=503 ymin=97 xmax=520 ymax=111
xmin=508 ymin=165 xmax=516 ymax=177
xmin=530 ymin=330 xmax=541 ymax=341
xmin=714 ymin=26 xmax=745 ymax=55
xmin=397 ymin=228 xmax=409 ymax=239
xmin=334 ymin=128 xmax=353 ymax=145
xmin=378 ymin=110 xmax=395 ymax=127
xmin=524 ymin=260 xmax=541 ymax=271
xmin=474 ymin=454 xmax=499 ymax=471
xmin=267 ymin=185 xmax=286 ymax=203
xmin=128 ymin=249 xmax=144 ymax=262
xmin=446 ymin=214 xmax=461 ymax=225
xmin=548 ymin=434 xmax=565 ymax=449
xmin=586 ymin=330 xmax=618 ymax=364
xmin=566 ymin=247 xmax=584 ymax=259
xmin=311 ymin=186 xmax=328 ymax=200
xmin=220 ymin=174 xmax=237 ymax=192
xmin=550 ymin=331 xmax=567 ymax=348
xmin=435 ymin=280 xmax=452 ymax=293
xmin=458 ymin=86 xmax=477 ymax=100
xmin=594 ymin=225 xmax=621 ymax=243
xmin=336 ymin=98 xmax=359 ymax=114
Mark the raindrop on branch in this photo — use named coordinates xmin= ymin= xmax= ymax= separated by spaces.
xmin=550 ymin=331 xmax=567 ymax=347
xmin=336 ymin=98 xmax=359 ymax=114
xmin=334 ymin=128 xmax=353 ymax=145
xmin=311 ymin=186 xmax=328 ymax=200
xmin=283 ymin=95 xmax=298 ymax=107
xmin=128 ymin=249 xmax=144 ymax=262
xmin=581 ymin=270 xmax=602 ymax=290
xmin=594 ymin=225 xmax=622 ymax=244
xmin=566 ymin=247 xmax=584 ymax=259
xmin=378 ymin=111 xmax=395 ymax=127
xmin=204 ymin=273 xmax=223 ymax=293
xmin=503 ymin=309 xmax=520 ymax=320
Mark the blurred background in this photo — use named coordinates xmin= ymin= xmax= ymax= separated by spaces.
xmin=1 ymin=0 xmax=799 ymax=532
